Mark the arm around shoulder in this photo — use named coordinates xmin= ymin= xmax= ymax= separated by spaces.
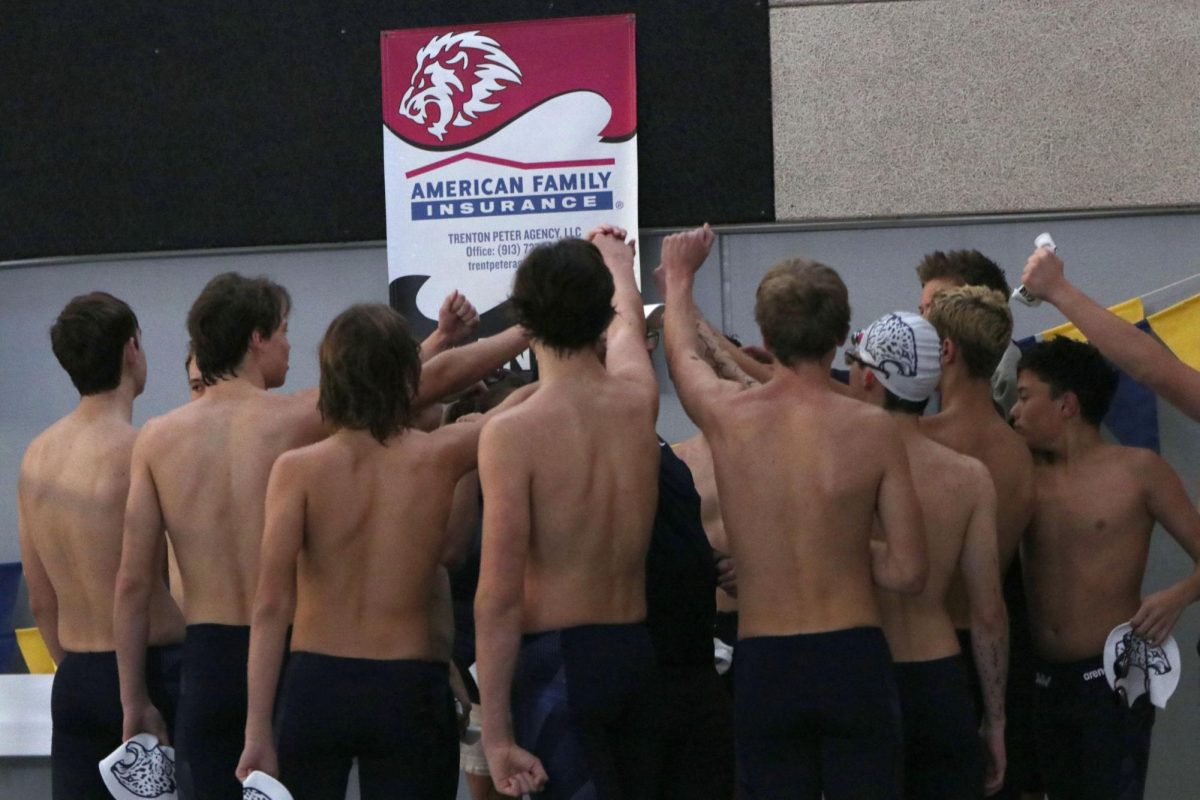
xmin=417 ymin=326 xmax=529 ymax=409
xmin=870 ymin=419 xmax=927 ymax=595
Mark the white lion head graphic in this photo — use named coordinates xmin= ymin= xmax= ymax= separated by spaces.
xmin=110 ymin=739 xmax=176 ymax=798
xmin=862 ymin=314 xmax=919 ymax=378
xmin=400 ymin=31 xmax=523 ymax=141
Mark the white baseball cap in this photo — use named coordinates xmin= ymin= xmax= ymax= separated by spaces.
xmin=848 ymin=311 xmax=941 ymax=402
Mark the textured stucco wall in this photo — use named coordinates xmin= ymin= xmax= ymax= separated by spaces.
xmin=771 ymin=0 xmax=1200 ymax=220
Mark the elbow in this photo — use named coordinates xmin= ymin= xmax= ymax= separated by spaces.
xmin=28 ymin=597 xmax=56 ymax=628
xmin=474 ymin=591 xmax=517 ymax=628
xmin=250 ymin=593 xmax=293 ymax=629
xmin=901 ymin=563 xmax=928 ymax=596
xmin=114 ymin=571 xmax=151 ymax=611
xmin=972 ymin=595 xmax=1009 ymax=639
xmin=897 ymin=549 xmax=929 ymax=596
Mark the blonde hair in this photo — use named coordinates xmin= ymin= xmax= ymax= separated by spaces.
xmin=925 ymin=285 xmax=1012 ymax=379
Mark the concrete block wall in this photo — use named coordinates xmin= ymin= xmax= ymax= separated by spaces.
xmin=771 ymin=0 xmax=1200 ymax=219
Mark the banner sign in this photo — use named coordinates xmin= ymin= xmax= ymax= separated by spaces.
xmin=382 ymin=14 xmax=639 ymax=336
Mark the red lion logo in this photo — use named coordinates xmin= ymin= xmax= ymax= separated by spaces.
xmin=400 ymin=31 xmax=523 ymax=141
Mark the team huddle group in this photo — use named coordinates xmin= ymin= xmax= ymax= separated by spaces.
xmin=18 ymin=222 xmax=1200 ymax=800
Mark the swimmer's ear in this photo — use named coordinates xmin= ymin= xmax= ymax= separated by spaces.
xmin=939 ymin=338 xmax=955 ymax=366
xmin=1058 ymin=389 xmax=1081 ymax=420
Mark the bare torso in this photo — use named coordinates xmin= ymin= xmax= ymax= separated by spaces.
xmin=1024 ymin=445 xmax=1153 ymax=662
xmin=673 ymin=434 xmax=737 ymax=615
xmin=20 ymin=410 xmax=183 ymax=652
xmin=921 ymin=406 xmax=1033 ymax=627
xmin=285 ymin=428 xmax=474 ymax=660
xmin=705 ymin=377 xmax=902 ymax=638
xmin=877 ymin=431 xmax=986 ymax=661
xmin=491 ymin=372 xmax=659 ymax=633
xmin=142 ymin=383 xmax=325 ymax=625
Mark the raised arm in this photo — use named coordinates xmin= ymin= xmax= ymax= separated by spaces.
xmin=588 ymin=226 xmax=655 ymax=389
xmin=421 ymin=290 xmax=481 ymax=362
xmin=958 ymin=468 xmax=1008 ymax=795
xmin=870 ymin=423 xmax=928 ymax=595
xmin=114 ymin=427 xmax=170 ymax=742
xmin=649 ymin=259 xmax=761 ymax=391
xmin=474 ymin=416 xmax=547 ymax=797
xmin=1021 ymin=248 xmax=1200 ymax=420
xmin=662 ymin=225 xmax=745 ymax=429
xmin=1131 ymin=452 xmax=1200 ymax=646
xmin=696 ymin=317 xmax=762 ymax=389
xmin=236 ymin=454 xmax=306 ymax=781
xmin=16 ymin=474 xmax=64 ymax=664
xmin=416 ymin=326 xmax=529 ymax=410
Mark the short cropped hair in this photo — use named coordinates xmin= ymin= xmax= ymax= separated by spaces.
xmin=916 ymin=250 xmax=1011 ymax=297
xmin=1018 ymin=338 xmax=1118 ymax=427
xmin=318 ymin=304 xmax=422 ymax=443
xmin=510 ymin=239 xmax=615 ymax=355
xmin=754 ymin=258 xmax=850 ymax=365
xmin=925 ymin=286 xmax=1012 ymax=380
xmin=187 ymin=273 xmax=291 ymax=386
xmin=50 ymin=292 xmax=139 ymax=396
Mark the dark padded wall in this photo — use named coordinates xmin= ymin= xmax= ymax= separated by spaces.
xmin=2 ymin=0 xmax=771 ymax=261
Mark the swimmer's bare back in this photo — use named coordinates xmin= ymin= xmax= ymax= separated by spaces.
xmin=276 ymin=420 xmax=497 ymax=660
xmin=921 ymin=409 xmax=1033 ymax=626
xmin=705 ymin=382 xmax=924 ymax=637
xmin=482 ymin=371 xmax=660 ymax=632
xmin=20 ymin=409 xmax=184 ymax=655
xmin=135 ymin=382 xmax=326 ymax=625
xmin=876 ymin=435 xmax=997 ymax=663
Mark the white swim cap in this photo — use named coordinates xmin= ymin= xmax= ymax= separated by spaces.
xmin=849 ymin=311 xmax=941 ymax=402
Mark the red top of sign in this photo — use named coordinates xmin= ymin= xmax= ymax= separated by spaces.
xmin=382 ymin=14 xmax=636 ymax=150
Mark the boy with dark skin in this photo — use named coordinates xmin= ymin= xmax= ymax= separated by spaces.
xmin=476 ymin=226 xmax=661 ymax=799
xmin=1020 ymin=247 xmax=1200 ymax=421
xmin=19 ymin=293 xmax=185 ymax=799
xmin=235 ymin=304 xmax=531 ymax=798
xmin=115 ymin=272 xmax=527 ymax=798
xmin=1011 ymin=338 xmax=1200 ymax=800
xmin=847 ymin=310 xmax=1008 ymax=798
xmin=662 ymin=225 xmax=927 ymax=800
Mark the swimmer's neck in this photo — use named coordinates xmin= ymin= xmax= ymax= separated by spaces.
xmin=75 ymin=381 xmax=138 ymax=423
xmin=200 ymin=362 xmax=277 ymax=395
xmin=932 ymin=369 xmax=993 ymax=417
xmin=886 ymin=409 xmax=923 ymax=434
xmin=532 ymin=342 xmax=606 ymax=384
xmin=1039 ymin=423 xmax=1104 ymax=464
xmin=772 ymin=353 xmax=837 ymax=391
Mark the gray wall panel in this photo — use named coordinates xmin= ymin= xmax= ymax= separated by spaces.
xmin=3 ymin=212 xmax=1200 ymax=795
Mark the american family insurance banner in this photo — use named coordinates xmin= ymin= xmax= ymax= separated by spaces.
xmin=382 ymin=15 xmax=639 ymax=336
